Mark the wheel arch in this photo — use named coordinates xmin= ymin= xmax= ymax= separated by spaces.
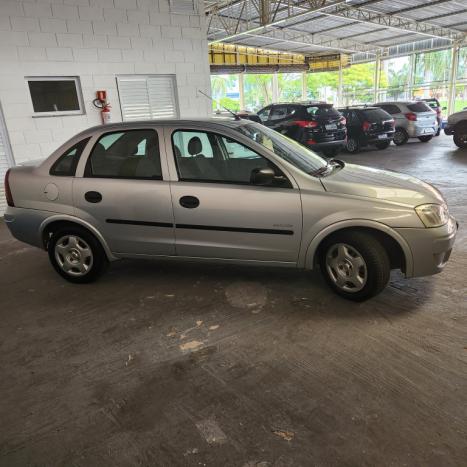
xmin=304 ymin=220 xmax=413 ymax=276
xmin=40 ymin=215 xmax=117 ymax=261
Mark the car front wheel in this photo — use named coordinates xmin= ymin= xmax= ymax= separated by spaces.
xmin=319 ymin=231 xmax=390 ymax=301
xmin=393 ymin=128 xmax=409 ymax=146
xmin=48 ymin=225 xmax=108 ymax=283
xmin=346 ymin=137 xmax=360 ymax=153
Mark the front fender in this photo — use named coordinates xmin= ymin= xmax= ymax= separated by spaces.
xmin=301 ymin=219 xmax=414 ymax=277
xmin=40 ymin=214 xmax=117 ymax=261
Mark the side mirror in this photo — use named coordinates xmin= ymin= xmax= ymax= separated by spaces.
xmin=251 ymin=167 xmax=275 ymax=186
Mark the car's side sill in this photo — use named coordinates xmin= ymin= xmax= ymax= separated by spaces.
xmin=113 ymin=253 xmax=298 ymax=268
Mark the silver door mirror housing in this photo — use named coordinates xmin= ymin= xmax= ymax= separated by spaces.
xmin=251 ymin=167 xmax=275 ymax=186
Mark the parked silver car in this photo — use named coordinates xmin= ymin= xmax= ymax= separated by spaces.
xmin=4 ymin=119 xmax=457 ymax=301
xmin=374 ymin=101 xmax=438 ymax=145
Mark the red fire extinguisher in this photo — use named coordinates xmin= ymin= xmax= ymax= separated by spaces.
xmin=92 ymin=90 xmax=111 ymax=125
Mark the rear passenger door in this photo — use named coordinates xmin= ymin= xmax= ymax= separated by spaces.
xmin=73 ymin=127 xmax=175 ymax=256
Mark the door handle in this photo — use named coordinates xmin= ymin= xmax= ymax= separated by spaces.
xmin=84 ymin=191 xmax=102 ymax=203
xmin=179 ymin=195 xmax=199 ymax=209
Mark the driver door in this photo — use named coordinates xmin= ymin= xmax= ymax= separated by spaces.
xmin=167 ymin=128 xmax=302 ymax=263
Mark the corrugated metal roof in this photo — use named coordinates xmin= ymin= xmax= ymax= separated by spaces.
xmin=206 ymin=0 xmax=467 ymax=56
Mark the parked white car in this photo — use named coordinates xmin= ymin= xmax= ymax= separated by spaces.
xmin=444 ymin=109 xmax=467 ymax=148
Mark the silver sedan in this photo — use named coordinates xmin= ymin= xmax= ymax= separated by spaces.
xmin=4 ymin=119 xmax=457 ymax=301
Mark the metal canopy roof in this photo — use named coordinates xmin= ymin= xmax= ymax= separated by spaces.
xmin=205 ymin=0 xmax=467 ymax=57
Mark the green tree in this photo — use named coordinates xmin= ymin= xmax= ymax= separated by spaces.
xmin=244 ymin=74 xmax=273 ymax=110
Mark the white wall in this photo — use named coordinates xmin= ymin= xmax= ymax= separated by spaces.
xmin=0 ymin=0 xmax=211 ymax=164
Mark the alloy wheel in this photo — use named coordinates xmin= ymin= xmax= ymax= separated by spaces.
xmin=54 ymin=235 xmax=93 ymax=277
xmin=325 ymin=243 xmax=367 ymax=293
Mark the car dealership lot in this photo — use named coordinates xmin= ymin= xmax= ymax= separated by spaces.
xmin=0 ymin=136 xmax=466 ymax=466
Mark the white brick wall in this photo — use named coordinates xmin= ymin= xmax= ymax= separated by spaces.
xmin=0 ymin=0 xmax=211 ymax=164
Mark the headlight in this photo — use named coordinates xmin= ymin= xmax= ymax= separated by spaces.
xmin=415 ymin=203 xmax=449 ymax=228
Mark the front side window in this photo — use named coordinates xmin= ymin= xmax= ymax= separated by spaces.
xmin=50 ymin=138 xmax=90 ymax=176
xmin=86 ymin=129 xmax=162 ymax=179
xmin=172 ymin=130 xmax=290 ymax=187
xmin=235 ymin=122 xmax=328 ymax=176
xmin=27 ymin=77 xmax=84 ymax=116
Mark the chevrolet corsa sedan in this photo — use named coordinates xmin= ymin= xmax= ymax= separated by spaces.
xmin=4 ymin=119 xmax=457 ymax=301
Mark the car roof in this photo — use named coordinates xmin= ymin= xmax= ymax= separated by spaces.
xmin=73 ymin=117 xmax=252 ymax=139
xmin=338 ymin=106 xmax=380 ymax=111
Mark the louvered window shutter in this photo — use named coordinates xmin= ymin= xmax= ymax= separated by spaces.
xmin=117 ymin=75 xmax=179 ymax=121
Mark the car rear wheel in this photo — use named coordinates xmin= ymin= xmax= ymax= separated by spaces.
xmin=418 ymin=135 xmax=433 ymax=142
xmin=375 ymin=141 xmax=390 ymax=150
xmin=346 ymin=137 xmax=360 ymax=153
xmin=453 ymin=123 xmax=467 ymax=148
xmin=319 ymin=231 xmax=390 ymax=301
xmin=393 ymin=128 xmax=409 ymax=146
xmin=48 ymin=225 xmax=108 ymax=283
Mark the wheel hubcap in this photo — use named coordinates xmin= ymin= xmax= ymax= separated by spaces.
xmin=325 ymin=243 xmax=367 ymax=293
xmin=54 ymin=235 xmax=93 ymax=277
xmin=394 ymin=131 xmax=404 ymax=144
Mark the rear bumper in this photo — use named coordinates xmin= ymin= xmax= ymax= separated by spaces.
xmin=407 ymin=122 xmax=438 ymax=138
xmin=4 ymin=206 xmax=47 ymax=249
xmin=364 ymin=132 xmax=395 ymax=145
xmin=395 ymin=216 xmax=458 ymax=278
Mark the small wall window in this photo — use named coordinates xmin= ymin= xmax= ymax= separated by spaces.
xmin=26 ymin=77 xmax=84 ymax=116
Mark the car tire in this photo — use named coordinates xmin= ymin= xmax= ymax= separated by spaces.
xmin=418 ymin=135 xmax=433 ymax=142
xmin=393 ymin=128 xmax=409 ymax=146
xmin=319 ymin=231 xmax=390 ymax=302
xmin=48 ymin=225 xmax=108 ymax=283
xmin=345 ymin=138 xmax=360 ymax=153
xmin=453 ymin=123 xmax=467 ymax=149
xmin=322 ymin=147 xmax=340 ymax=157
xmin=375 ymin=141 xmax=391 ymax=150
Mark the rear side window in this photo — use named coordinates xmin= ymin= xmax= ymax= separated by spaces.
xmin=306 ymin=105 xmax=340 ymax=118
xmin=85 ymin=129 xmax=161 ymax=179
xmin=50 ymin=138 xmax=90 ymax=176
xmin=407 ymin=102 xmax=432 ymax=113
xmin=270 ymin=106 xmax=288 ymax=120
xmin=362 ymin=108 xmax=392 ymax=121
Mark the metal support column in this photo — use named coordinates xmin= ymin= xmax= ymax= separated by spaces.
xmin=338 ymin=61 xmax=343 ymax=106
xmin=302 ymin=72 xmax=307 ymax=100
xmin=448 ymin=43 xmax=460 ymax=116
xmin=373 ymin=52 xmax=381 ymax=103
xmin=408 ymin=53 xmax=416 ymax=100
xmin=272 ymin=73 xmax=279 ymax=102
xmin=239 ymin=73 xmax=245 ymax=110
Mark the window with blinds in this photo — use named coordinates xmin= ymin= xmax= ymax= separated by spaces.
xmin=116 ymin=75 xmax=179 ymax=121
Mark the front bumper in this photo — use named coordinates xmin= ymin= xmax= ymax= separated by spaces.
xmin=395 ymin=216 xmax=458 ymax=278
xmin=444 ymin=124 xmax=454 ymax=135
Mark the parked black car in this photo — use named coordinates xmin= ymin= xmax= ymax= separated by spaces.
xmin=338 ymin=106 xmax=395 ymax=153
xmin=257 ymin=102 xmax=347 ymax=157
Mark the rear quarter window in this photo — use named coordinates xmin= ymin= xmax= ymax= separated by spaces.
xmin=50 ymin=138 xmax=90 ymax=176
xmin=407 ymin=102 xmax=432 ymax=112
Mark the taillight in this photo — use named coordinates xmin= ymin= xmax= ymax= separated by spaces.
xmin=362 ymin=121 xmax=371 ymax=131
xmin=295 ymin=120 xmax=318 ymax=128
xmin=339 ymin=116 xmax=347 ymax=125
xmin=4 ymin=168 xmax=14 ymax=207
xmin=405 ymin=112 xmax=417 ymax=121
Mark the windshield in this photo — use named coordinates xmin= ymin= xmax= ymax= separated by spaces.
xmin=235 ymin=122 xmax=328 ymax=175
